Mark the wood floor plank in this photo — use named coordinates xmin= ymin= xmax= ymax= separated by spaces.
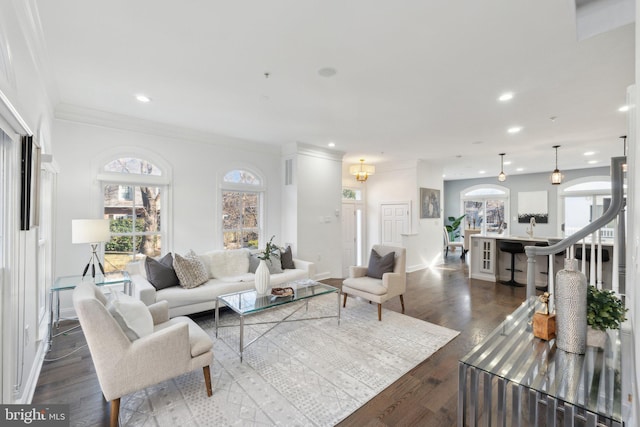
xmin=32 ymin=255 xmax=525 ymax=426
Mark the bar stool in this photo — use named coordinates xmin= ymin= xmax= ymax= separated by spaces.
xmin=499 ymin=241 xmax=525 ymax=287
xmin=575 ymin=246 xmax=610 ymax=281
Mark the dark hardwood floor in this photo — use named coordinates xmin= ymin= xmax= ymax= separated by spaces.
xmin=33 ymin=254 xmax=526 ymax=426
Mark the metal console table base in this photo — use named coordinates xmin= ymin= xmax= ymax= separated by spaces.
xmin=458 ymin=298 xmax=623 ymax=427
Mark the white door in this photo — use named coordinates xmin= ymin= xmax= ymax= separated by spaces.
xmin=381 ymin=203 xmax=409 ymax=246
xmin=342 ymin=203 xmax=356 ymax=277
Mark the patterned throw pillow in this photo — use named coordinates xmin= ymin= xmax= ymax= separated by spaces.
xmin=173 ymin=250 xmax=209 ymax=289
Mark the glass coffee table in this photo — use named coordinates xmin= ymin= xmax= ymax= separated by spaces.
xmin=215 ymin=279 xmax=340 ymax=362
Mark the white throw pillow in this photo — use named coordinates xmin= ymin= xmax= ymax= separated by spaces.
xmin=107 ymin=292 xmax=154 ymax=341
xmin=206 ymin=249 xmax=251 ymax=279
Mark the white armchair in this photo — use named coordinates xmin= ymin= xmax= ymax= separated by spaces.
xmin=73 ymin=281 xmax=213 ymax=426
xmin=342 ymin=245 xmax=407 ymax=321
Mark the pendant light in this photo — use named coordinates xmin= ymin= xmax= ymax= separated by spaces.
xmin=550 ymin=145 xmax=562 ymax=185
xmin=349 ymin=159 xmax=375 ymax=183
xmin=620 ymin=135 xmax=627 ymax=172
xmin=497 ymin=153 xmax=506 ymax=182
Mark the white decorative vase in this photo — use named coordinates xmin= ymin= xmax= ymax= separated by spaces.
xmin=555 ymin=258 xmax=587 ymax=354
xmin=255 ymin=259 xmax=271 ymax=295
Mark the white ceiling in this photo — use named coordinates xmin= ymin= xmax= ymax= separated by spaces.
xmin=34 ymin=1 xmax=635 ymax=180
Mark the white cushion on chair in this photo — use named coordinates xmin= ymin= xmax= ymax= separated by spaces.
xmin=343 ymin=276 xmax=387 ymax=295
xmin=107 ymin=292 xmax=154 ymax=341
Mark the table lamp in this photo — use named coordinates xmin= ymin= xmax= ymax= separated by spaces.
xmin=72 ymin=219 xmax=111 ymax=278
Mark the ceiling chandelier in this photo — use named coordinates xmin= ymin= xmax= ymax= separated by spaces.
xmin=349 ymin=159 xmax=375 ymax=183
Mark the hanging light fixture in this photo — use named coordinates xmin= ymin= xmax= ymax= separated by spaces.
xmin=497 ymin=153 xmax=507 ymax=182
xmin=550 ymin=145 xmax=563 ymax=185
xmin=620 ymin=135 xmax=627 ymax=172
xmin=349 ymin=159 xmax=375 ymax=183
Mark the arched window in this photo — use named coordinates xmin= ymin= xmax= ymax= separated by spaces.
xmin=221 ymin=168 xmax=264 ymax=249
xmin=99 ymin=156 xmax=169 ymax=271
xmin=558 ymin=176 xmax=622 ymax=238
xmin=460 ymin=185 xmax=510 ymax=235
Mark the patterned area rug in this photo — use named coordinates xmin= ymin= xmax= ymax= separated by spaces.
xmin=118 ymin=294 xmax=459 ymax=426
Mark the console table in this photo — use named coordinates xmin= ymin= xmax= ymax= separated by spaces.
xmin=458 ymin=297 xmax=623 ymax=426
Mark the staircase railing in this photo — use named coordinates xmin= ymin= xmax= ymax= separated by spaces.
xmin=524 ymin=156 xmax=626 ymax=308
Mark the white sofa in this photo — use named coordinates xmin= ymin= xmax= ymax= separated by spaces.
xmin=126 ymin=248 xmax=316 ymax=317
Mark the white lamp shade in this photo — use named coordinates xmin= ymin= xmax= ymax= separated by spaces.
xmin=72 ymin=219 xmax=111 ymax=244
xmin=349 ymin=163 xmax=375 ymax=176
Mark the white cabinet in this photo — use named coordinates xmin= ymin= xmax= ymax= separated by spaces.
xmin=469 ymin=236 xmax=496 ymax=281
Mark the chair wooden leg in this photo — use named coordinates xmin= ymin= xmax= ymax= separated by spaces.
xmin=110 ymin=398 xmax=120 ymax=427
xmin=203 ymin=365 xmax=213 ymax=397
xmin=378 ymin=304 xmax=382 ymax=321
xmin=399 ymin=295 xmax=405 ymax=313
xmin=343 ymin=292 xmax=348 ymax=308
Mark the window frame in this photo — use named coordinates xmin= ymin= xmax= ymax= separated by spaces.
xmin=96 ymin=152 xmax=172 ymax=268
xmin=220 ymin=167 xmax=266 ymax=250
xmin=460 ymin=184 xmax=510 ymax=235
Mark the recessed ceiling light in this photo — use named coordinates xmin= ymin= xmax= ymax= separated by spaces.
xmin=442 ymin=174 xmax=446 ymax=178
xmin=618 ymin=105 xmax=630 ymax=112
xmin=328 ymin=142 xmax=335 ymax=147
xmin=588 ymin=160 xmax=598 ymax=164
xmin=479 ymin=170 xmax=486 ymax=174
xmin=516 ymin=167 xmax=524 ymax=172
xmin=507 ymin=126 xmax=522 ymax=134
xmin=318 ymin=67 xmax=337 ymax=78
xmin=584 ymin=151 xmax=595 ymax=156
xmin=498 ymin=92 xmax=514 ymax=102
xmin=504 ymin=161 xmax=512 ymax=165
xmin=135 ymin=94 xmax=151 ymax=103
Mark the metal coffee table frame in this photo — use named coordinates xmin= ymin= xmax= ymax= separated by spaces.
xmin=215 ymin=280 xmax=340 ymax=362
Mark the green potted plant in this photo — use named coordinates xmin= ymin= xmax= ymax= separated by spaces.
xmin=445 ymin=214 xmax=466 ymax=242
xmin=586 ymin=285 xmax=627 ymax=331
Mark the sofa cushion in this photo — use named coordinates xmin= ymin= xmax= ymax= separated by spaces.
xmin=204 ymin=249 xmax=250 ymax=279
xmin=366 ymin=249 xmax=395 ymax=279
xmin=107 ymin=291 xmax=154 ymax=341
xmin=157 ymin=278 xmax=256 ymax=309
xmin=266 ymin=257 xmax=283 ymax=274
xmin=280 ymin=246 xmax=295 ymax=269
xmin=248 ymin=253 xmax=260 ymax=273
xmin=145 ymin=253 xmax=180 ymax=290
xmin=173 ymin=250 xmax=209 ymax=289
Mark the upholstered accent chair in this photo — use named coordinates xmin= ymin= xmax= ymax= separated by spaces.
xmin=72 ymin=281 xmax=213 ymax=427
xmin=342 ymin=245 xmax=407 ymax=321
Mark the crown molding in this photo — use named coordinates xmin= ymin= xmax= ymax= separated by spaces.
xmin=54 ymin=103 xmax=280 ymax=154
xmin=294 ymin=142 xmax=344 ymax=162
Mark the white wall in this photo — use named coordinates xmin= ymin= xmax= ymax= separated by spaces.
xmin=361 ymin=159 xmax=444 ymax=271
xmin=0 ymin=1 xmax=56 ymax=404
xmin=53 ymin=117 xmax=285 ymax=276
xmin=292 ymin=145 xmax=343 ymax=278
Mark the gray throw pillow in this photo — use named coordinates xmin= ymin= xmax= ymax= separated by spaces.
xmin=266 ymin=255 xmax=283 ymax=274
xmin=366 ymin=249 xmax=395 ymax=279
xmin=280 ymin=246 xmax=295 ymax=270
xmin=145 ymin=253 xmax=180 ymax=290
xmin=248 ymin=253 xmax=260 ymax=273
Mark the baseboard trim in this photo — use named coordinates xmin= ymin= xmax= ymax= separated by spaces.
xmin=21 ymin=339 xmax=47 ymax=404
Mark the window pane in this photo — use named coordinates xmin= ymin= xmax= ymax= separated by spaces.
xmin=223 ymin=169 xmax=260 ymax=185
xmin=223 ymin=231 xmax=258 ymax=250
xmin=137 ymin=186 xmax=161 ymax=232
xmin=242 ymin=193 xmax=258 ymax=227
xmin=223 ymin=191 xmax=241 ymax=229
xmin=485 ymin=199 xmax=505 ymax=233
xmin=104 ymin=158 xmax=161 ymax=176
xmin=464 ymin=201 xmax=483 ymax=229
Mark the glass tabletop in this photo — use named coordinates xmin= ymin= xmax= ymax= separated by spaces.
xmin=218 ymin=279 xmax=338 ymax=315
xmin=53 ymin=271 xmax=131 ymax=291
xmin=460 ymin=297 xmax=622 ymax=422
